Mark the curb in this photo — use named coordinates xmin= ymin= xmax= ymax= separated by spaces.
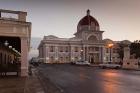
xmin=121 ymin=68 xmax=140 ymax=71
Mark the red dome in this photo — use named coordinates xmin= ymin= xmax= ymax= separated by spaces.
xmin=77 ymin=10 xmax=100 ymax=31
xmin=78 ymin=15 xmax=99 ymax=26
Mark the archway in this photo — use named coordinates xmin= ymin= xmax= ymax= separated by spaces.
xmin=88 ymin=35 xmax=98 ymax=43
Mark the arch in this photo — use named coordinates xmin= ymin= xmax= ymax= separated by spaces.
xmin=87 ymin=35 xmax=98 ymax=43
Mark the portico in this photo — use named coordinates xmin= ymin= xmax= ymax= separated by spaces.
xmin=0 ymin=9 xmax=31 ymax=77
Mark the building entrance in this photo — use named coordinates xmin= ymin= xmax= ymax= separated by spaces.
xmin=89 ymin=53 xmax=99 ymax=64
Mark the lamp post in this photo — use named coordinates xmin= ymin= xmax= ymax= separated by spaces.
xmin=108 ymin=43 xmax=114 ymax=63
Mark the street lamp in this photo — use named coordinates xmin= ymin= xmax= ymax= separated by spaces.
xmin=108 ymin=43 xmax=114 ymax=63
xmin=4 ymin=40 xmax=9 ymax=46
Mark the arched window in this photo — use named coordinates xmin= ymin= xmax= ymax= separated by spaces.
xmin=88 ymin=35 xmax=98 ymax=43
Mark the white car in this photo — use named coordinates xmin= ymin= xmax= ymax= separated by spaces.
xmin=73 ymin=61 xmax=90 ymax=66
xmin=99 ymin=63 xmax=121 ymax=69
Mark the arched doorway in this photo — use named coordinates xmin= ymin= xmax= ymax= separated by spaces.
xmin=88 ymin=53 xmax=99 ymax=64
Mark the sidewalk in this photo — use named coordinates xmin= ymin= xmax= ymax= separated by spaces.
xmin=0 ymin=68 xmax=45 ymax=93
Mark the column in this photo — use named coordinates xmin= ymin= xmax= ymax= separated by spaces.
xmin=55 ymin=45 xmax=58 ymax=62
xmin=68 ymin=44 xmax=71 ymax=62
xmin=71 ymin=46 xmax=74 ymax=61
xmin=43 ymin=44 xmax=47 ymax=63
xmin=101 ymin=47 xmax=104 ymax=63
xmin=99 ymin=46 xmax=102 ymax=63
xmin=46 ymin=46 xmax=49 ymax=63
xmin=102 ymin=46 xmax=106 ymax=63
xmin=20 ymin=37 xmax=28 ymax=77
xmin=99 ymin=47 xmax=104 ymax=63
xmin=83 ymin=45 xmax=85 ymax=61
xmin=86 ymin=46 xmax=89 ymax=62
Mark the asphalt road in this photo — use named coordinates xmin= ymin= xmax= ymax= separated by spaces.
xmin=38 ymin=64 xmax=140 ymax=93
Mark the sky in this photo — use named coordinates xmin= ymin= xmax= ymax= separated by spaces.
xmin=0 ymin=0 xmax=140 ymax=41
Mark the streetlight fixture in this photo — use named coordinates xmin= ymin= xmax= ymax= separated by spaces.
xmin=4 ymin=40 xmax=9 ymax=46
xmin=9 ymin=46 xmax=12 ymax=48
xmin=108 ymin=43 xmax=114 ymax=63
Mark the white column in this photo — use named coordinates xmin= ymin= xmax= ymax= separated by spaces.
xmin=45 ymin=46 xmax=50 ymax=63
xmin=71 ymin=46 xmax=74 ymax=61
xmin=83 ymin=45 xmax=85 ymax=61
xmin=20 ymin=37 xmax=28 ymax=77
xmin=43 ymin=44 xmax=47 ymax=63
xmin=55 ymin=46 xmax=58 ymax=62
xmin=99 ymin=47 xmax=104 ymax=63
xmin=102 ymin=46 xmax=106 ymax=63
xmin=101 ymin=47 xmax=104 ymax=63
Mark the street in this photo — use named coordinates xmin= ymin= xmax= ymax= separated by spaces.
xmin=38 ymin=64 xmax=140 ymax=93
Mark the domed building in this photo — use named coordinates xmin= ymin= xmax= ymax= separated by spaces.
xmin=38 ymin=10 xmax=105 ymax=64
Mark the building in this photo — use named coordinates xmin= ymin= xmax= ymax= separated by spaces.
xmin=103 ymin=39 xmax=132 ymax=64
xmin=0 ymin=9 xmax=31 ymax=76
xmin=38 ymin=10 xmax=105 ymax=64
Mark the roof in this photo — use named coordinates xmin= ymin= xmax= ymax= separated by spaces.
xmin=77 ymin=9 xmax=99 ymax=28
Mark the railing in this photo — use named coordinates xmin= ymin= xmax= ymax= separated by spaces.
xmin=0 ymin=62 xmax=21 ymax=76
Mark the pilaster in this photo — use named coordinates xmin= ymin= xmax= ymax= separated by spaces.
xmin=20 ymin=37 xmax=28 ymax=77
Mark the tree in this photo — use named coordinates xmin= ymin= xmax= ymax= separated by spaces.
xmin=130 ymin=41 xmax=140 ymax=58
xmin=117 ymin=43 xmax=125 ymax=60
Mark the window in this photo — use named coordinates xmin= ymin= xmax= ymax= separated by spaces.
xmin=75 ymin=57 xmax=78 ymax=61
xmin=50 ymin=56 xmax=54 ymax=62
xmin=75 ymin=47 xmax=78 ymax=52
xmin=59 ymin=46 xmax=63 ymax=52
xmin=113 ymin=48 xmax=116 ymax=53
xmin=66 ymin=57 xmax=69 ymax=62
xmin=88 ymin=35 xmax=98 ymax=42
xmin=112 ymin=57 xmax=115 ymax=62
xmin=106 ymin=57 xmax=109 ymax=61
xmin=60 ymin=57 xmax=63 ymax=62
xmin=50 ymin=46 xmax=54 ymax=52
xmin=95 ymin=47 xmax=99 ymax=51
xmin=106 ymin=48 xmax=109 ymax=53
xmin=89 ymin=47 xmax=94 ymax=51
xmin=65 ymin=47 xmax=69 ymax=52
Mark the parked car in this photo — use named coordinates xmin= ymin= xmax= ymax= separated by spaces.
xmin=71 ymin=61 xmax=90 ymax=66
xmin=99 ymin=62 xmax=121 ymax=69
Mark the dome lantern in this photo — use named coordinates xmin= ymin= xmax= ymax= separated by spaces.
xmin=87 ymin=9 xmax=90 ymax=16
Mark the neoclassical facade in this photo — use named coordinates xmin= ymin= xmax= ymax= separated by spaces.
xmin=38 ymin=10 xmax=105 ymax=64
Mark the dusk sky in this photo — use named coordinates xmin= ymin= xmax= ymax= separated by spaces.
xmin=0 ymin=0 xmax=140 ymax=41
